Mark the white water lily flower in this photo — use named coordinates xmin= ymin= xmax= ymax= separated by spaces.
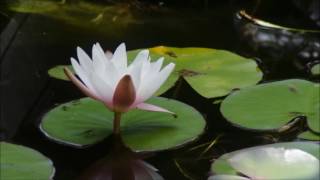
xmin=64 ymin=43 xmax=175 ymax=113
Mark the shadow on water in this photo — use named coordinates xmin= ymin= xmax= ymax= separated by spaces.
xmin=0 ymin=0 xmax=319 ymax=179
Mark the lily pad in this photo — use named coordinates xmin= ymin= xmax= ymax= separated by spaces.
xmin=220 ymin=79 xmax=320 ymax=135
xmin=211 ymin=142 xmax=320 ymax=178
xmin=48 ymin=65 xmax=72 ymax=81
xmin=298 ymin=131 xmax=320 ymax=141
xmin=0 ymin=142 xmax=55 ymax=180
xmin=40 ymin=97 xmax=205 ymax=152
xmin=228 ymin=147 xmax=319 ymax=180
xmin=48 ymin=46 xmax=262 ymax=98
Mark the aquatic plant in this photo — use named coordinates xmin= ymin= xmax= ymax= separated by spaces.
xmin=64 ymin=43 xmax=175 ymax=134
xmin=0 ymin=142 xmax=55 ymax=180
xmin=49 ymin=46 xmax=262 ymax=99
xmin=220 ymin=79 xmax=320 ymax=140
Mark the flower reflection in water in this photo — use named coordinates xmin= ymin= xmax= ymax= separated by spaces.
xmin=79 ymin=135 xmax=164 ymax=180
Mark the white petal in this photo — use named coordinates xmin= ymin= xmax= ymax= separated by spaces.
xmin=64 ymin=67 xmax=99 ymax=100
xmin=130 ymin=49 xmax=149 ymax=68
xmin=70 ymin=58 xmax=94 ymax=91
xmin=111 ymin=43 xmax=127 ymax=71
xmin=127 ymin=50 xmax=150 ymax=92
xmin=137 ymin=63 xmax=175 ymax=102
xmin=92 ymin=44 xmax=106 ymax=75
xmin=150 ymin=57 xmax=164 ymax=73
xmin=139 ymin=56 xmax=152 ymax=82
xmin=90 ymin=71 xmax=115 ymax=108
xmin=128 ymin=65 xmax=142 ymax=92
xmin=94 ymin=42 xmax=109 ymax=60
xmin=136 ymin=103 xmax=174 ymax=114
xmin=76 ymin=47 xmax=93 ymax=73
xmin=103 ymin=60 xmax=121 ymax=88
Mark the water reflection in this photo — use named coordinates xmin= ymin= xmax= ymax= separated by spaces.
xmin=234 ymin=10 xmax=320 ymax=74
xmin=79 ymin=135 xmax=164 ymax=180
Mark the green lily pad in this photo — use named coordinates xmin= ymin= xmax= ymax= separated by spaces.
xmin=0 ymin=142 xmax=55 ymax=180
xmin=48 ymin=46 xmax=262 ymax=98
xmin=40 ymin=97 xmax=205 ymax=152
xmin=220 ymin=79 xmax=320 ymax=135
xmin=298 ymin=131 xmax=320 ymax=141
xmin=211 ymin=142 xmax=320 ymax=178
xmin=228 ymin=147 xmax=319 ymax=179
xmin=48 ymin=65 xmax=72 ymax=81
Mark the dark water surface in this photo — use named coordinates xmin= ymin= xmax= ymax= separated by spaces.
xmin=0 ymin=0 xmax=319 ymax=179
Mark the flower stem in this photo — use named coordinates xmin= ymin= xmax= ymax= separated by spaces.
xmin=113 ymin=112 xmax=122 ymax=134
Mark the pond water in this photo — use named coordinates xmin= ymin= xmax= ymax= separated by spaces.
xmin=0 ymin=0 xmax=319 ymax=179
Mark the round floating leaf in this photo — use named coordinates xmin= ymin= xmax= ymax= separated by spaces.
xmin=211 ymin=142 xmax=320 ymax=177
xmin=130 ymin=46 xmax=262 ymax=98
xmin=228 ymin=147 xmax=319 ymax=180
xmin=0 ymin=142 xmax=55 ymax=180
xmin=40 ymin=97 xmax=205 ymax=152
xmin=298 ymin=131 xmax=320 ymax=141
xmin=220 ymin=79 xmax=320 ymax=134
xmin=48 ymin=46 xmax=262 ymax=98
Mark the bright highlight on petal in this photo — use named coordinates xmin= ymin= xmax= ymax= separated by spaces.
xmin=65 ymin=43 xmax=175 ymax=113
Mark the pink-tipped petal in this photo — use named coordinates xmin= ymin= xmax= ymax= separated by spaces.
xmin=136 ymin=103 xmax=174 ymax=114
xmin=64 ymin=67 xmax=100 ymax=100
